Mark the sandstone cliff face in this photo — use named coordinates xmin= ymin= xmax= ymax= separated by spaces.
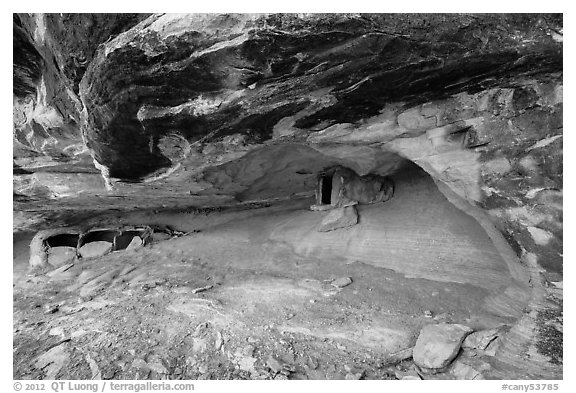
xmin=13 ymin=13 xmax=562 ymax=371
xmin=13 ymin=13 xmax=149 ymax=167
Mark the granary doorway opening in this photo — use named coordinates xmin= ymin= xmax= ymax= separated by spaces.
xmin=320 ymin=173 xmax=333 ymax=205
xmin=317 ymin=169 xmax=347 ymax=208
xmin=319 ymin=172 xmax=343 ymax=206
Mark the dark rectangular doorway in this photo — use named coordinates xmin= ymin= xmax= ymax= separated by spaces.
xmin=321 ymin=174 xmax=332 ymax=205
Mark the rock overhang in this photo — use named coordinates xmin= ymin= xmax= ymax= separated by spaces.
xmin=12 ymin=15 xmax=563 ymax=275
xmin=68 ymin=13 xmax=562 ymax=180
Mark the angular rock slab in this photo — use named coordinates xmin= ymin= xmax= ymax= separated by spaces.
xmin=462 ymin=328 xmax=501 ymax=351
xmin=126 ymin=236 xmax=143 ymax=251
xmin=317 ymin=206 xmax=358 ymax=232
xmin=413 ymin=323 xmax=473 ymax=370
xmin=47 ymin=246 xmax=77 ymax=267
xmin=78 ymin=241 xmax=112 ymax=258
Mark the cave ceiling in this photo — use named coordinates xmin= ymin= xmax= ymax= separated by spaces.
xmin=13 ymin=13 xmax=562 ymax=183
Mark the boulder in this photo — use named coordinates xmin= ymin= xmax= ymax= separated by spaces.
xmin=317 ymin=206 xmax=358 ymax=232
xmin=78 ymin=241 xmax=112 ymax=258
xmin=413 ymin=323 xmax=473 ymax=370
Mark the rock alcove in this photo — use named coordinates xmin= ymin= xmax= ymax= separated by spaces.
xmin=13 ymin=13 xmax=562 ymax=380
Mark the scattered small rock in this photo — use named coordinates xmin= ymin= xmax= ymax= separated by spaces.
xmin=550 ymin=281 xmax=562 ymax=289
xmin=237 ymin=356 xmax=257 ymax=373
xmin=191 ymin=285 xmax=213 ymax=294
xmin=49 ymin=327 xmax=64 ymax=337
xmin=433 ymin=312 xmax=449 ymax=322
xmin=71 ymin=329 xmax=87 ymax=339
xmin=307 ymin=356 xmax=319 ymax=369
xmin=242 ymin=345 xmax=255 ymax=356
xmin=85 ymin=353 xmax=101 ymax=380
xmin=424 ymin=310 xmax=433 ymax=318
xmin=193 ymin=322 xmax=209 ymax=337
xmin=44 ymin=303 xmax=59 ymax=314
xmin=331 ymin=277 xmax=353 ymax=288
xmin=345 ymin=372 xmax=363 ymax=380
xmin=266 ymin=357 xmax=283 ymax=373
xmin=214 ymin=332 xmax=223 ymax=350
xmin=131 ymin=358 xmax=147 ymax=370
xmin=146 ymin=355 xmax=168 ymax=374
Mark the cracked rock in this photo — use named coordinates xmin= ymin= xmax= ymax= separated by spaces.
xmin=413 ymin=323 xmax=473 ymax=370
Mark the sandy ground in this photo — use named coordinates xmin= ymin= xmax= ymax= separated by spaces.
xmin=13 ymin=166 xmax=535 ymax=380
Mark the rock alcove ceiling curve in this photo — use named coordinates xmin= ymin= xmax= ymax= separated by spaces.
xmin=13 ymin=13 xmax=562 ymax=380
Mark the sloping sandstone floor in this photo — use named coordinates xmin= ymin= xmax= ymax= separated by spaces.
xmin=13 ymin=166 xmax=557 ymax=380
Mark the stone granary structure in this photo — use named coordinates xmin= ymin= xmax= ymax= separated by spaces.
xmin=28 ymin=226 xmax=185 ymax=270
xmin=13 ymin=14 xmax=562 ymax=381
xmin=314 ymin=166 xmax=395 ymax=208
